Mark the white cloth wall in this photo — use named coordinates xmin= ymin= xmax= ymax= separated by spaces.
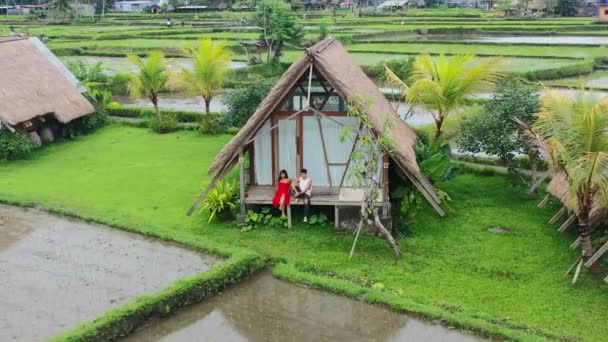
xmin=254 ymin=120 xmax=272 ymax=185
xmin=303 ymin=116 xmax=357 ymax=187
xmin=278 ymin=119 xmax=297 ymax=179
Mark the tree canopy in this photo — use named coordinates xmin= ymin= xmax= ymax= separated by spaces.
xmin=253 ymin=0 xmax=304 ymax=62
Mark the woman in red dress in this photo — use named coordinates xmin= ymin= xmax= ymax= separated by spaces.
xmin=272 ymin=169 xmax=291 ymax=218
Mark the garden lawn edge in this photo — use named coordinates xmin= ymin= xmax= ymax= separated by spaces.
xmin=272 ymin=263 xmax=576 ymax=342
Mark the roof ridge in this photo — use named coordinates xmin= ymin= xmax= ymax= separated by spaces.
xmin=0 ymin=36 xmax=28 ymax=44
xmin=306 ymin=37 xmax=336 ymax=58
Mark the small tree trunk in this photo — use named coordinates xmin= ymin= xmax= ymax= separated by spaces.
xmin=150 ymin=94 xmax=160 ymax=120
xmin=203 ymin=96 xmax=211 ymax=114
xmin=434 ymin=116 xmax=444 ymax=139
xmin=373 ymin=210 xmax=400 ymax=258
xmin=577 ymin=194 xmax=595 ymax=262
xmin=528 ymin=153 xmax=538 ymax=198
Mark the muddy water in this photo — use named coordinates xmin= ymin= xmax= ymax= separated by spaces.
xmin=0 ymin=205 xmax=217 ymax=341
xmin=123 ymin=272 xmax=482 ymax=342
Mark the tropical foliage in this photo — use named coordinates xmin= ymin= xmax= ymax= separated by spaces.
xmin=173 ymin=39 xmax=232 ymax=114
xmin=0 ymin=129 xmax=34 ymax=161
xmin=222 ymin=76 xmax=275 ymax=128
xmin=200 ymin=180 xmax=238 ymax=223
xmin=385 ymin=53 xmax=503 ymax=138
xmin=458 ymin=78 xmax=541 ymax=181
xmin=533 ymin=89 xmax=608 ymax=264
xmin=127 ymin=51 xmax=168 ymax=120
xmin=254 ymin=0 xmax=304 ymax=62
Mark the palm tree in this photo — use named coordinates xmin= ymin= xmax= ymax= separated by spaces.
xmin=533 ymin=89 xmax=608 ymax=263
xmin=174 ymin=39 xmax=231 ymax=114
xmin=385 ymin=53 xmax=503 ymax=139
xmin=127 ymin=51 xmax=168 ymax=120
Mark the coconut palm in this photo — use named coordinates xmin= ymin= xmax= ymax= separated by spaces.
xmin=174 ymin=39 xmax=231 ymax=114
xmin=533 ymin=89 xmax=608 ymax=263
xmin=385 ymin=53 xmax=503 ymax=139
xmin=127 ymin=51 xmax=168 ymax=120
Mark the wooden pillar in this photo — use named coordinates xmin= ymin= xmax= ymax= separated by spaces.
xmin=335 ymin=206 xmax=339 ymax=229
xmin=382 ymin=154 xmax=389 ymax=202
xmin=239 ymin=150 xmax=246 ymax=216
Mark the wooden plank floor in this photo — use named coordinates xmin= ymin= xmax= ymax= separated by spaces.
xmin=244 ymin=186 xmax=385 ymax=207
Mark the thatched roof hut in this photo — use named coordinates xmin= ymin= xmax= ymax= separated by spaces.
xmin=190 ymin=38 xmax=444 ymax=221
xmin=0 ymin=36 xmax=94 ymax=130
xmin=546 ymin=171 xmax=606 ymax=228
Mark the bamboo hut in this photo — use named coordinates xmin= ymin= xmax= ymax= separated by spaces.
xmin=189 ymin=38 xmax=444 ymax=227
xmin=0 ymin=36 xmax=94 ymax=144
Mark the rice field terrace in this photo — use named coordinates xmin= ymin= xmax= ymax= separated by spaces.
xmin=2 ymin=10 xmax=606 ymax=86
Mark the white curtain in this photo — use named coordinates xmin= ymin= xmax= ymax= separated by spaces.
xmin=254 ymin=120 xmax=272 ymax=185
xmin=303 ymin=116 xmax=357 ymax=187
xmin=278 ymin=119 xmax=297 ymax=179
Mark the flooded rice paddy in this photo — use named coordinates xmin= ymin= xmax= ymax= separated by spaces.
xmin=123 ymin=272 xmax=482 ymax=342
xmin=0 ymin=205 xmax=217 ymax=341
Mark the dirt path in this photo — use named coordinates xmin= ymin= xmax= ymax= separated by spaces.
xmin=0 ymin=204 xmax=217 ymax=341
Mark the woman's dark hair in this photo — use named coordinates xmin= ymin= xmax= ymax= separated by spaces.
xmin=278 ymin=169 xmax=288 ymax=182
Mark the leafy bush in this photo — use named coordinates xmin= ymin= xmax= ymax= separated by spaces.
xmin=200 ymin=180 xmax=238 ymax=223
xmin=65 ymin=111 xmax=109 ymax=137
xmin=0 ymin=129 xmax=34 ymax=161
xmin=222 ymin=77 xmax=275 ymax=128
xmin=107 ymin=107 xmax=203 ymax=123
xmin=364 ymin=58 xmax=414 ymax=83
xmin=108 ymin=73 xmax=131 ymax=95
xmin=149 ymin=112 xmax=179 ymax=134
xmin=199 ymin=112 xmax=226 ymax=135
xmin=226 ymin=126 xmax=239 ymax=135
xmin=67 ymin=60 xmax=108 ymax=91
xmin=319 ymin=21 xmax=330 ymax=40
xmin=243 ymin=207 xmax=287 ymax=231
xmin=308 ymin=213 xmax=328 ymax=226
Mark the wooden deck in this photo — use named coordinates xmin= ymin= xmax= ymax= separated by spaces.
xmin=244 ymin=185 xmax=385 ymax=207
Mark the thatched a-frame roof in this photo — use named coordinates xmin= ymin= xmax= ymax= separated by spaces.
xmin=193 ymin=38 xmax=443 ymax=215
xmin=0 ymin=36 xmax=94 ymax=127
xmin=546 ymin=171 xmax=606 ymax=227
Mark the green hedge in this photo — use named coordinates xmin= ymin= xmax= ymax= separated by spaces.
xmin=107 ymin=107 xmax=208 ymax=123
xmin=50 ymin=250 xmax=265 ymax=342
xmin=518 ymin=60 xmax=594 ymax=81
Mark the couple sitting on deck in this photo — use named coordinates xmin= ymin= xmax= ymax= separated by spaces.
xmin=272 ymin=169 xmax=312 ymax=222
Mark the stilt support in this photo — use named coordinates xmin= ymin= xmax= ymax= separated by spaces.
xmin=548 ymin=206 xmax=567 ymax=225
xmin=537 ymin=194 xmax=551 ymax=208
xmin=287 ymin=205 xmax=292 ymax=229
xmin=558 ymin=214 xmax=576 ymax=234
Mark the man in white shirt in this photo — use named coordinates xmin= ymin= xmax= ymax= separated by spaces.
xmin=292 ymin=168 xmax=312 ymax=223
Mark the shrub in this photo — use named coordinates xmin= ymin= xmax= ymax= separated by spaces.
xmin=108 ymin=73 xmax=131 ymax=95
xmin=149 ymin=112 xmax=179 ymax=134
xmin=107 ymin=107 xmax=203 ymax=123
xmin=199 ymin=112 xmax=226 ymax=135
xmin=226 ymin=126 xmax=239 ymax=135
xmin=65 ymin=111 xmax=109 ymax=137
xmin=200 ymin=180 xmax=238 ymax=223
xmin=223 ymin=77 xmax=275 ymax=128
xmin=0 ymin=129 xmax=34 ymax=161
xmin=243 ymin=207 xmax=287 ymax=231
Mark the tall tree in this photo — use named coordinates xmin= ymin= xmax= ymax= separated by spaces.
xmin=458 ymin=78 xmax=541 ymax=187
xmin=53 ymin=0 xmax=72 ymax=18
xmin=385 ymin=53 xmax=503 ymax=139
xmin=533 ymin=90 xmax=608 ymax=264
xmin=254 ymin=0 xmax=304 ymax=63
xmin=174 ymin=39 xmax=232 ymax=114
xmin=127 ymin=51 xmax=168 ymax=120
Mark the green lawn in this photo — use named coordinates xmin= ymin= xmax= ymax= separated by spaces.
xmin=1 ymin=125 xmax=607 ymax=340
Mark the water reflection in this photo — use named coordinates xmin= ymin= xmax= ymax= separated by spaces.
xmin=123 ymin=272 xmax=481 ymax=342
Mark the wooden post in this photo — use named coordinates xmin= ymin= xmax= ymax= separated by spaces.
xmin=287 ymin=205 xmax=292 ymax=229
xmin=335 ymin=206 xmax=339 ymax=229
xmin=570 ymin=237 xmax=581 ymax=250
xmin=584 ymin=240 xmax=608 ymax=268
xmin=537 ymin=194 xmax=551 ymax=208
xmin=239 ymin=150 xmax=246 ymax=216
xmin=548 ymin=206 xmax=566 ymax=224
xmin=557 ymin=214 xmax=576 ymax=234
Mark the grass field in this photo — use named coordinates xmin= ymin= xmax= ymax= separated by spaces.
xmin=1 ymin=125 xmax=607 ymax=340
